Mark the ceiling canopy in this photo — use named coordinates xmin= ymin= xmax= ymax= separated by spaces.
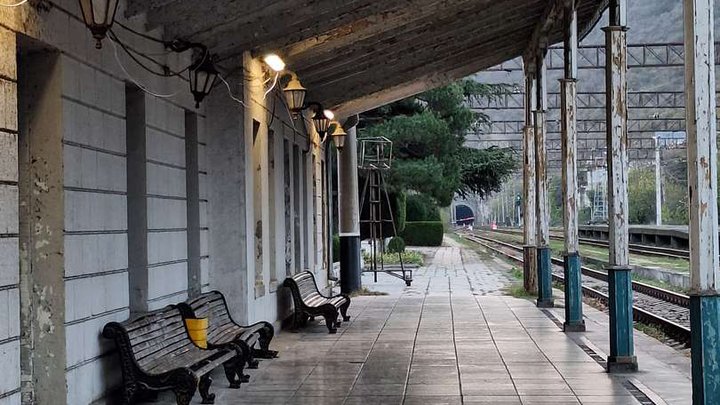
xmin=126 ymin=0 xmax=607 ymax=116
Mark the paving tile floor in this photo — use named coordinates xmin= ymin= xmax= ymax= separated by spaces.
xmin=149 ymin=241 xmax=691 ymax=405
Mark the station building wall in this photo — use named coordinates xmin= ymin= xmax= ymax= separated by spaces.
xmin=0 ymin=1 xmax=331 ymax=404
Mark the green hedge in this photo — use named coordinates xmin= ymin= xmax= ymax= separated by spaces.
xmin=406 ymin=194 xmax=441 ymax=221
xmin=401 ymin=221 xmax=444 ymax=246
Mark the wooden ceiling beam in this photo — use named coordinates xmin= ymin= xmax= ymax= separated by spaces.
xmin=330 ymin=43 xmax=521 ymax=117
xmin=259 ymin=0 xmax=475 ymax=59
xmin=285 ymin=0 xmax=502 ymax=69
xmin=523 ymin=0 xmax=566 ymax=68
xmin=298 ymin=4 xmax=541 ymax=88
xmin=313 ymin=29 xmax=528 ymax=112
xmin=166 ymin=0 xmax=392 ymax=56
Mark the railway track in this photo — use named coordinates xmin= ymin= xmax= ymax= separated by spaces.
xmin=489 ymin=227 xmax=690 ymax=259
xmin=460 ymin=232 xmax=692 ymax=344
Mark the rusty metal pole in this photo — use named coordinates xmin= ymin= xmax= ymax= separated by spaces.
xmin=534 ymin=48 xmax=554 ymax=308
xmin=523 ymin=62 xmax=538 ymax=294
xmin=604 ymin=0 xmax=637 ymax=373
xmin=684 ymin=0 xmax=720 ymax=402
xmin=561 ymin=0 xmax=585 ymax=332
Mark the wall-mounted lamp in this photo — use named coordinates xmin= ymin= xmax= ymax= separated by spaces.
xmin=308 ymin=103 xmax=333 ymax=137
xmin=329 ymin=121 xmax=347 ymax=150
xmin=263 ymin=53 xmax=286 ymax=72
xmin=283 ymin=73 xmax=307 ymax=117
xmin=189 ymin=53 xmax=219 ymax=108
xmin=78 ymin=0 xmax=119 ymax=49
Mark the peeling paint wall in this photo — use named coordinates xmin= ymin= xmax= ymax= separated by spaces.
xmin=0 ymin=25 xmax=20 ymax=405
xmin=0 ymin=2 xmax=328 ymax=404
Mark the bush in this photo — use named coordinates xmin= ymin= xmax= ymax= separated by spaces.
xmin=395 ymin=191 xmax=407 ymax=233
xmin=332 ymin=234 xmax=340 ymax=262
xmin=387 ymin=236 xmax=406 ymax=253
xmin=401 ymin=221 xmax=444 ymax=246
xmin=406 ymin=194 xmax=441 ymax=221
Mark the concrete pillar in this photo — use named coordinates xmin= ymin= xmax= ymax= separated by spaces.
xmin=244 ymin=54 xmax=269 ymax=299
xmin=534 ymin=52 xmax=553 ymax=308
xmin=0 ymin=27 xmax=20 ymax=405
xmin=683 ymin=0 xmax=720 ymax=402
xmin=18 ymin=51 xmax=67 ymax=404
xmin=561 ymin=0 xmax=585 ymax=332
xmin=338 ymin=123 xmax=361 ymax=293
xmin=522 ymin=70 xmax=538 ymax=294
xmin=125 ymin=87 xmax=149 ymax=313
xmin=185 ymin=112 xmax=201 ymax=298
xmin=206 ymin=78 xmax=249 ymax=323
xmin=604 ymin=0 xmax=637 ymax=373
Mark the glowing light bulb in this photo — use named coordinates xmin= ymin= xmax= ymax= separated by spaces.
xmin=263 ymin=53 xmax=286 ymax=72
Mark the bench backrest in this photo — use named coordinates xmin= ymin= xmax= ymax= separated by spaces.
xmin=181 ymin=291 xmax=236 ymax=343
xmin=104 ymin=306 xmax=195 ymax=371
xmin=284 ymin=271 xmax=321 ymax=307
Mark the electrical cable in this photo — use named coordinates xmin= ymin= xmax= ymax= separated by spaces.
xmin=109 ymin=35 xmax=180 ymax=99
xmin=0 ymin=0 xmax=27 ymax=6
xmin=109 ymin=30 xmax=189 ymax=79
xmin=218 ymin=74 xmax=247 ymax=107
xmin=263 ymin=72 xmax=279 ymax=100
xmin=115 ymin=20 xmax=168 ymax=45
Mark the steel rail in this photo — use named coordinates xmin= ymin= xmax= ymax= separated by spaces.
xmin=488 ymin=227 xmax=690 ymax=259
xmin=461 ymin=233 xmax=691 ymax=343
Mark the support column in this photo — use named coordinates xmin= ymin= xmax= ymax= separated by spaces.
xmin=534 ymin=52 xmax=554 ymax=308
xmin=684 ymin=0 xmax=720 ymax=402
xmin=522 ymin=70 xmax=538 ymax=294
xmin=338 ymin=121 xmax=361 ymax=293
xmin=561 ymin=0 xmax=585 ymax=332
xmin=654 ymin=138 xmax=663 ymax=226
xmin=604 ymin=0 xmax=637 ymax=372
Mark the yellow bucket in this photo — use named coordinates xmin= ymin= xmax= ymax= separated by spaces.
xmin=185 ymin=318 xmax=209 ymax=349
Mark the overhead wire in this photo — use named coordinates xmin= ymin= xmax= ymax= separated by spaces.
xmin=115 ymin=20 xmax=168 ymax=45
xmin=109 ymin=30 xmax=189 ymax=79
xmin=110 ymin=20 xmax=313 ymax=140
xmin=108 ymin=35 xmax=180 ymax=99
xmin=218 ymin=74 xmax=247 ymax=107
xmin=263 ymin=72 xmax=279 ymax=100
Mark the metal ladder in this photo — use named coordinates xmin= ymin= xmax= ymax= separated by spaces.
xmin=359 ymin=168 xmax=413 ymax=286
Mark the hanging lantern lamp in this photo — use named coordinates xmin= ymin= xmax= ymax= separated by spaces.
xmin=330 ymin=120 xmax=347 ymax=150
xmin=189 ymin=53 xmax=220 ymax=108
xmin=283 ymin=73 xmax=307 ymax=117
xmin=311 ymin=106 xmax=333 ymax=136
xmin=78 ymin=0 xmax=120 ymax=49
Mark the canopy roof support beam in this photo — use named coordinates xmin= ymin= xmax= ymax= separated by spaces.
xmin=522 ymin=64 xmax=538 ymax=295
xmin=534 ymin=47 xmax=554 ymax=308
xmin=604 ymin=0 xmax=638 ymax=373
xmin=560 ymin=0 xmax=585 ymax=332
xmin=684 ymin=0 xmax=720 ymax=402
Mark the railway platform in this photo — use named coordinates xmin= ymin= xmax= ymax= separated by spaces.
xmin=150 ymin=243 xmax=691 ymax=405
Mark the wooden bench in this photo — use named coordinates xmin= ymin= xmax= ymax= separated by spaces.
xmin=103 ymin=305 xmax=242 ymax=405
xmin=177 ymin=291 xmax=278 ymax=381
xmin=283 ymin=271 xmax=351 ymax=333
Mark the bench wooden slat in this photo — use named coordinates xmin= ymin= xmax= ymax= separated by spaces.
xmin=178 ymin=291 xmax=277 ymax=366
xmin=103 ymin=305 xmax=241 ymax=404
xmin=282 ymin=271 xmax=352 ymax=333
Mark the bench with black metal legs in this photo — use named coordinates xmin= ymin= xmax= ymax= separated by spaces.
xmin=283 ymin=271 xmax=351 ymax=333
xmin=177 ymin=290 xmax=278 ymax=381
xmin=102 ymin=305 xmax=244 ymax=405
